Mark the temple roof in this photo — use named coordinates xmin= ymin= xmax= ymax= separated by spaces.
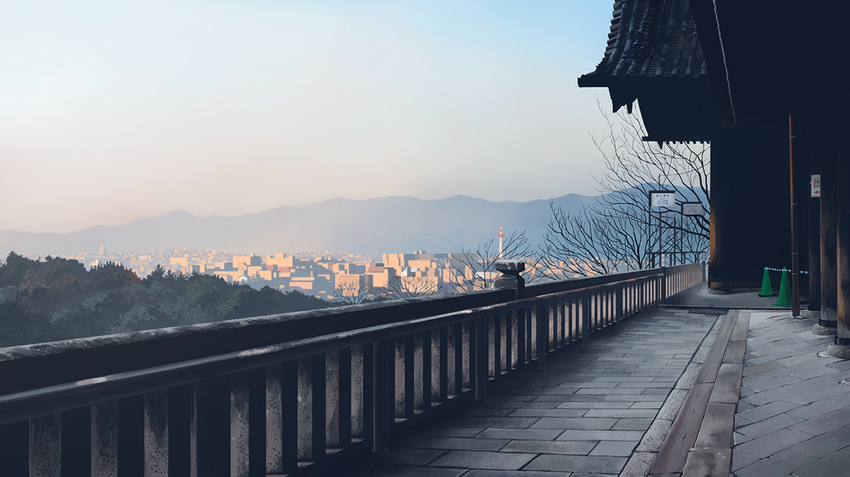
xmin=579 ymin=0 xmax=707 ymax=87
xmin=577 ymin=0 xmax=717 ymax=141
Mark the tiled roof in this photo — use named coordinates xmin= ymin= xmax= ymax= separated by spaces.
xmin=580 ymin=0 xmax=707 ymax=84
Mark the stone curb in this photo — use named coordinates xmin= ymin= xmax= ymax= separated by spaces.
xmin=619 ymin=312 xmax=726 ymax=476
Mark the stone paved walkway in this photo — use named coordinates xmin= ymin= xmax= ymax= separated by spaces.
xmin=731 ymin=312 xmax=850 ymax=476
xmin=346 ymin=307 xmax=720 ymax=476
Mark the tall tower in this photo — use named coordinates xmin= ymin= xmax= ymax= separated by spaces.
xmin=498 ymin=226 xmax=505 ymax=258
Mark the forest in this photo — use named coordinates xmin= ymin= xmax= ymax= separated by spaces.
xmin=0 ymin=252 xmax=332 ymax=347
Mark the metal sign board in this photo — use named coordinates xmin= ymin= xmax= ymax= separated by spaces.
xmin=649 ymin=191 xmax=676 ymax=207
xmin=682 ymin=202 xmax=703 ymax=216
xmin=811 ymin=174 xmax=821 ymax=198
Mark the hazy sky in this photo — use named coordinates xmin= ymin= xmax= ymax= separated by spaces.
xmin=1 ymin=0 xmax=614 ymax=233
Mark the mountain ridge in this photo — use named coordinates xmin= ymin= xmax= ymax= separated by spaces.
xmin=0 ymin=193 xmax=599 ymax=257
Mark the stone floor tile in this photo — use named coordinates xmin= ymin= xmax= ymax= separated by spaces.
xmin=789 ymin=425 xmax=850 ymax=458
xmin=476 ymin=428 xmax=562 ymax=441
xmin=709 ymin=362 xmax=743 ymax=404
xmin=464 ymin=470 xmax=572 ymax=477
xmin=557 ymin=430 xmax=645 ymax=441
xmin=789 ymin=445 xmax=850 ymax=477
xmin=387 ymin=448 xmax=447 ymax=466
xmin=418 ymin=427 xmax=484 ymax=438
xmin=508 ymin=408 xmax=586 ymax=418
xmin=589 ymin=440 xmax=638 ymax=456
xmin=641 ymin=388 xmax=671 ymax=395
xmin=576 ymin=387 xmax=644 ymax=394
xmin=500 ymin=439 xmax=596 ymax=455
xmin=442 ymin=416 xmax=540 ymax=429
xmin=611 ymin=418 xmax=653 ymax=431
xmin=732 ymin=448 xmax=816 ymax=477
xmin=466 ymin=408 xmax=513 ymax=417
xmin=428 ymin=450 xmax=536 ymax=470
xmin=681 ymin=448 xmax=730 ymax=477
xmin=556 ymin=401 xmax=632 ymax=409
xmin=694 ymin=402 xmax=735 ymax=448
xmin=736 ymin=413 xmax=805 ymax=439
xmin=602 ymin=394 xmax=666 ymax=402
xmin=630 ymin=401 xmax=663 ymax=409
xmin=524 ymin=454 xmax=627 ymax=474
xmin=731 ymin=428 xmax=813 ymax=470
xmin=739 ymin=384 xmax=802 ymax=406
xmin=592 ymin=376 xmax=655 ymax=382
xmin=787 ymin=396 xmax=850 ymax=419
xmin=485 ymin=400 xmax=559 ymax=409
xmin=783 ymin=383 xmax=850 ymax=405
xmin=787 ymin=409 xmax=850 ymax=436
xmin=791 ymin=364 xmax=842 ymax=380
xmin=584 ymin=408 xmax=657 ymax=418
xmin=741 ymin=373 xmax=801 ymax=393
xmin=530 ymin=417 xmax=617 ymax=430
xmin=737 ymin=399 xmax=797 ymax=422
xmin=403 ymin=437 xmax=508 ymax=451
xmin=346 ymin=465 xmax=466 ymax=477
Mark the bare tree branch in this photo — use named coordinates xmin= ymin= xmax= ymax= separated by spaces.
xmin=440 ymin=230 xmax=541 ymax=291
xmin=541 ymin=102 xmax=709 ymax=276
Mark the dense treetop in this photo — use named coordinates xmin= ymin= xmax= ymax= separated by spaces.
xmin=0 ymin=252 xmax=332 ymax=347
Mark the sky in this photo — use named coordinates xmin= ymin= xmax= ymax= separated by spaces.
xmin=0 ymin=0 xmax=615 ymax=234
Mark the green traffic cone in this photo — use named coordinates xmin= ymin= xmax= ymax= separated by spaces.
xmin=758 ymin=267 xmax=774 ymax=297
xmin=775 ymin=267 xmax=792 ymax=306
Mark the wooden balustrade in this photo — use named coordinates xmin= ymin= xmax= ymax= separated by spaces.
xmin=0 ymin=263 xmax=703 ymax=476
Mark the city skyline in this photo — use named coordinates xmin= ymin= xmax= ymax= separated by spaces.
xmin=1 ymin=1 xmax=614 ymax=234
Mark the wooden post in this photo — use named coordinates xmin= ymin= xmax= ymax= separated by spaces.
xmin=372 ymin=340 xmax=390 ymax=457
xmin=790 ymin=110 xmax=801 ymax=317
xmin=829 ymin=94 xmax=850 ymax=357
xmin=820 ymin=108 xmax=839 ymax=333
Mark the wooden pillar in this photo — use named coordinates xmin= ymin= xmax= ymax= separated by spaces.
xmin=819 ymin=106 xmax=838 ymax=334
xmin=828 ymin=95 xmax=850 ymax=356
xmin=807 ymin=106 xmax=822 ymax=315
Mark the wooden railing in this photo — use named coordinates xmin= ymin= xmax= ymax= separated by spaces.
xmin=0 ymin=263 xmax=703 ymax=476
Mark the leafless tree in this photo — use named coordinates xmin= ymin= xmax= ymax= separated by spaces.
xmin=440 ymin=229 xmax=542 ymax=292
xmin=383 ymin=275 xmax=441 ymax=299
xmin=541 ymin=102 xmax=709 ymax=278
xmin=332 ymin=278 xmax=375 ymax=305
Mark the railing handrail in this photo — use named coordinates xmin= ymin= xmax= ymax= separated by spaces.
xmin=0 ymin=263 xmax=701 ymax=427
xmin=0 ymin=287 xmax=515 ymax=394
xmin=0 ymin=263 xmax=701 ymax=400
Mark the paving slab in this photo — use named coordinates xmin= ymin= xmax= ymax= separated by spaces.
xmin=730 ymin=311 xmax=850 ymax=475
xmin=429 ymin=450 xmax=536 ymax=470
xmin=524 ymin=454 xmax=627 ymax=474
xmin=681 ymin=448 xmax=730 ymax=477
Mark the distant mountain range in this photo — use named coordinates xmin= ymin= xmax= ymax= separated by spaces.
xmin=0 ymin=194 xmax=603 ymax=258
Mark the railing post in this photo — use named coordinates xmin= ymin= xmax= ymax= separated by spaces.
xmin=311 ymin=354 xmax=326 ymax=461
xmin=61 ymin=407 xmax=91 ymax=476
xmin=30 ymin=414 xmax=61 ymax=477
xmin=143 ymin=391 xmax=169 ymax=477
xmin=372 ymin=339 xmax=390 ymax=457
xmin=439 ymin=326 xmax=449 ymax=402
xmin=582 ymin=293 xmax=590 ymax=346
xmin=474 ymin=316 xmax=488 ymax=401
xmin=281 ymin=361 xmax=299 ymax=474
xmin=536 ymin=302 xmax=547 ymax=370
xmin=661 ymin=268 xmax=668 ymax=302
xmin=616 ymin=284 xmax=624 ymax=324
xmin=195 ymin=376 xmax=230 ymax=476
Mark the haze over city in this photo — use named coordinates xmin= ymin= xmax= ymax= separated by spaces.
xmin=1 ymin=0 xmax=613 ymax=235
